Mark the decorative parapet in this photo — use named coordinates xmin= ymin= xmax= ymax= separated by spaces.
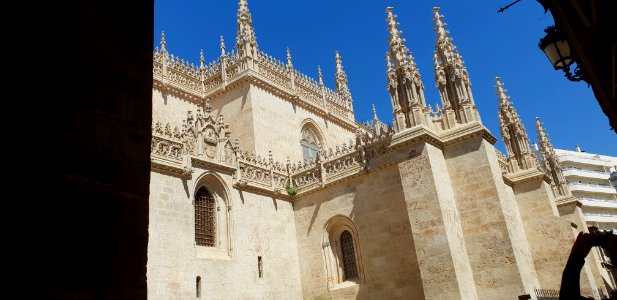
xmin=288 ymin=125 xmax=394 ymax=194
xmin=152 ymin=43 xmax=354 ymax=128
xmin=150 ymin=105 xmax=237 ymax=176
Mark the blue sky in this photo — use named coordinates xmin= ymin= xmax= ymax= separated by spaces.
xmin=154 ymin=0 xmax=616 ymax=156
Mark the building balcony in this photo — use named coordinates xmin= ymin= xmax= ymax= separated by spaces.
xmin=583 ymin=213 xmax=617 ymax=223
xmin=563 ymin=168 xmax=610 ymax=180
xmin=569 ymin=183 xmax=617 ymax=195
xmin=558 ymin=154 xmax=614 ymax=167
xmin=579 ymin=198 xmax=617 ymax=209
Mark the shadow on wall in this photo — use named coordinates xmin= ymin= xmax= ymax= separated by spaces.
xmin=44 ymin=0 xmax=154 ymax=299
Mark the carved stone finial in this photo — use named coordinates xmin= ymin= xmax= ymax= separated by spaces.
xmin=334 ymin=51 xmax=353 ymax=110
xmin=372 ymin=104 xmax=378 ymax=120
xmin=286 ymin=47 xmax=293 ymax=67
xmin=160 ymin=31 xmax=166 ymax=50
xmin=335 ymin=51 xmax=344 ymax=75
xmin=318 ymin=65 xmax=323 ymax=85
xmin=220 ymin=36 xmax=226 ymax=56
xmin=200 ymin=49 xmax=205 ymax=69
xmin=495 ymin=76 xmax=509 ymax=107
xmin=236 ymin=0 xmax=258 ymax=58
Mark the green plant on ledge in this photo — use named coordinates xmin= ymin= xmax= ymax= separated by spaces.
xmin=285 ymin=180 xmax=297 ymax=196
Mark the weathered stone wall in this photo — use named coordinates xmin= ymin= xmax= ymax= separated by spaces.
xmin=397 ymin=143 xmax=476 ymax=299
xmin=152 ymin=90 xmax=200 ymax=125
xmin=293 ymin=165 xmax=425 ymax=299
xmin=511 ymin=178 xmax=574 ymax=290
xmin=210 ymin=84 xmax=258 ymax=152
xmin=444 ymin=138 xmax=532 ymax=299
xmin=147 ymin=168 xmax=303 ymax=300
xmin=250 ymin=85 xmax=356 ymax=162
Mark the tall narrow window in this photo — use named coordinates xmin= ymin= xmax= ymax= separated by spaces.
xmin=300 ymin=127 xmax=319 ymax=162
xmin=340 ymin=230 xmax=358 ymax=280
xmin=196 ymin=276 xmax=201 ymax=298
xmin=195 ymin=187 xmax=216 ymax=246
xmin=258 ymin=256 xmax=263 ymax=278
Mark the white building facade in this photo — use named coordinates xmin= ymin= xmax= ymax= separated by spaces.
xmin=554 ymin=147 xmax=617 ymax=230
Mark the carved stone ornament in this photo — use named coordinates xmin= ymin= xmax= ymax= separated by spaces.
xmin=205 ymin=143 xmax=217 ymax=158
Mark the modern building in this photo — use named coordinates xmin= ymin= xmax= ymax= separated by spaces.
xmin=554 ymin=146 xmax=617 ymax=231
xmin=147 ymin=1 xmax=610 ymax=299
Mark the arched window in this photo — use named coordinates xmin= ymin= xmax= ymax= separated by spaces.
xmin=340 ymin=230 xmax=358 ymax=280
xmin=195 ymin=187 xmax=216 ymax=247
xmin=300 ymin=127 xmax=319 ymax=162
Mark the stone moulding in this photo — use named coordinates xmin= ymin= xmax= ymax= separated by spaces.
xmin=151 ymin=157 xmax=191 ymax=179
xmin=150 ymin=114 xmax=510 ymax=202
xmin=233 ymin=181 xmax=293 ymax=201
xmin=192 ymin=157 xmax=236 ymax=174
xmin=504 ymin=167 xmax=552 ymax=185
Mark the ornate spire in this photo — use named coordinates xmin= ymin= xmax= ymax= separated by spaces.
xmin=496 ymin=77 xmax=536 ymax=172
xmin=220 ymin=36 xmax=226 ymax=56
xmin=318 ymin=65 xmax=323 ymax=86
xmin=334 ymin=51 xmax=353 ymax=110
xmin=335 ymin=51 xmax=346 ymax=83
xmin=286 ymin=47 xmax=293 ymax=68
xmin=200 ymin=49 xmax=205 ymax=69
xmin=536 ymin=117 xmax=571 ymax=197
xmin=432 ymin=7 xmax=480 ymax=125
xmin=160 ymin=31 xmax=166 ymax=51
xmin=372 ymin=104 xmax=378 ymax=120
xmin=236 ymin=0 xmax=258 ymax=60
xmin=385 ymin=7 xmax=429 ymax=132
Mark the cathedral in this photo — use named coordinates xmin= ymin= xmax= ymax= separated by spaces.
xmin=148 ymin=1 xmax=611 ymax=299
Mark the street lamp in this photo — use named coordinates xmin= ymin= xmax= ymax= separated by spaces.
xmin=538 ymin=25 xmax=584 ymax=82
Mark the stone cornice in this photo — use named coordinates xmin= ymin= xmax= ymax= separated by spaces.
xmin=153 ymin=75 xmax=204 ymax=105
xmin=390 ymin=125 xmax=443 ymax=150
xmin=556 ymin=195 xmax=582 ymax=208
xmin=439 ymin=122 xmax=497 ymax=147
xmin=502 ymin=176 xmax=514 ymax=187
xmin=233 ymin=181 xmax=293 ymax=201
xmin=191 ymin=156 xmax=236 ymax=174
xmin=504 ymin=168 xmax=551 ymax=185
xmin=389 ymin=122 xmax=497 ymax=151
xmin=151 ymin=156 xmax=191 ymax=179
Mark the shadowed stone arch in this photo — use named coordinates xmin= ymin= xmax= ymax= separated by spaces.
xmin=192 ymin=171 xmax=233 ymax=257
xmin=322 ymin=215 xmax=364 ymax=290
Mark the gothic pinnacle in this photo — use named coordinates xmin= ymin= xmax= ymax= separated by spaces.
xmin=535 ymin=116 xmax=548 ymax=140
xmin=335 ymin=51 xmax=344 ymax=75
xmin=495 ymin=76 xmax=510 ymax=107
xmin=236 ymin=0 xmax=258 ymax=56
xmin=220 ymin=36 xmax=226 ymax=56
xmin=286 ymin=47 xmax=293 ymax=68
xmin=372 ymin=104 xmax=378 ymax=120
xmin=160 ymin=31 xmax=166 ymax=50
xmin=200 ymin=49 xmax=205 ymax=69
xmin=318 ymin=65 xmax=323 ymax=85
xmin=432 ymin=7 xmax=446 ymax=37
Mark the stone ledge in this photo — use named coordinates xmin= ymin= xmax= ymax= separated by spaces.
xmin=151 ymin=156 xmax=191 ymax=179
xmin=505 ymin=168 xmax=551 ymax=185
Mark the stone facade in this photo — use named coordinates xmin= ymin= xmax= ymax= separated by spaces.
xmin=147 ymin=1 xmax=610 ymax=299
